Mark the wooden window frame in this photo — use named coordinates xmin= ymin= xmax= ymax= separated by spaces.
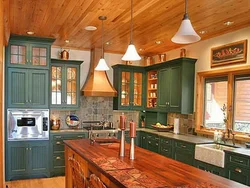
xmin=195 ymin=65 xmax=250 ymax=142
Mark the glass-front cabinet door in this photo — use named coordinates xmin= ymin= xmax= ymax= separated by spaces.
xmin=121 ymin=71 xmax=130 ymax=107
xmin=10 ymin=43 xmax=27 ymax=65
xmin=31 ymin=44 xmax=48 ymax=66
xmin=51 ymin=59 xmax=82 ymax=109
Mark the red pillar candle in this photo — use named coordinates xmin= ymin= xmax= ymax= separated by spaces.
xmin=120 ymin=114 xmax=126 ymax=130
xmin=130 ymin=121 xmax=136 ymax=138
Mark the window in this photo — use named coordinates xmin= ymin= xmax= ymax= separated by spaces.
xmin=204 ymin=77 xmax=227 ymax=129
xmin=233 ymin=75 xmax=250 ymax=133
xmin=196 ymin=65 xmax=250 ymax=140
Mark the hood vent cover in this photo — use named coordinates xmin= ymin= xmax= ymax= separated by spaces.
xmin=81 ymin=48 xmax=117 ymax=97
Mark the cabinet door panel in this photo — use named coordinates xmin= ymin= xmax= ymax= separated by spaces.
xmin=8 ymin=68 xmax=28 ymax=107
xmin=9 ymin=43 xmax=28 ymax=65
xmin=169 ymin=66 xmax=181 ymax=112
xmin=227 ymin=165 xmax=250 ymax=186
xmin=30 ymin=44 xmax=49 ymax=67
xmin=121 ymin=71 xmax=131 ymax=107
xmin=132 ymin=72 xmax=143 ymax=109
xmin=30 ymin=70 xmax=49 ymax=108
xmin=29 ymin=142 xmax=49 ymax=173
xmin=65 ymin=65 xmax=78 ymax=107
xmin=157 ymin=69 xmax=169 ymax=110
xmin=51 ymin=65 xmax=63 ymax=106
xmin=7 ymin=142 xmax=29 ymax=176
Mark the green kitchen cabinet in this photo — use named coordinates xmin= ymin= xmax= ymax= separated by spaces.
xmin=50 ymin=132 xmax=88 ymax=177
xmin=145 ymin=111 xmax=167 ymax=129
xmin=6 ymin=141 xmax=49 ymax=181
xmin=159 ymin=137 xmax=173 ymax=158
xmin=6 ymin=35 xmax=54 ymax=69
xmin=113 ymin=64 xmax=145 ymax=110
xmin=117 ymin=131 xmax=141 ymax=146
xmin=140 ymin=131 xmax=148 ymax=149
xmin=51 ymin=59 xmax=83 ymax=110
xmin=157 ymin=58 xmax=196 ymax=114
xmin=225 ymin=151 xmax=250 ymax=186
xmin=147 ymin=133 xmax=159 ymax=153
xmin=173 ymin=140 xmax=195 ymax=166
xmin=7 ymin=68 xmax=49 ymax=108
xmin=195 ymin=160 xmax=225 ymax=177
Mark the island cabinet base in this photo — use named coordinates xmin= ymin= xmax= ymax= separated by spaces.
xmin=65 ymin=145 xmax=119 ymax=188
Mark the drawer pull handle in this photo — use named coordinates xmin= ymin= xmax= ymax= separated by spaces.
xmin=235 ymin=168 xmax=242 ymax=173
xmin=55 ymin=136 xmax=62 ymax=139
xmin=181 ymin=145 xmax=186 ymax=148
xmin=56 ymin=142 xmax=61 ymax=145
xmin=165 ymin=141 xmax=169 ymax=144
xmin=235 ymin=159 xmax=244 ymax=163
xmin=77 ymin=136 xmax=83 ymax=138
xmin=156 ymin=143 xmax=159 ymax=146
xmin=148 ymin=141 xmax=151 ymax=144
xmin=163 ymin=149 xmax=168 ymax=152
xmin=56 ymin=156 xmax=61 ymax=160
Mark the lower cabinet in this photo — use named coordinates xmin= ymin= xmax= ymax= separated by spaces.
xmin=225 ymin=151 xmax=250 ymax=186
xmin=50 ymin=132 xmax=88 ymax=177
xmin=173 ymin=140 xmax=195 ymax=166
xmin=160 ymin=137 xmax=173 ymax=158
xmin=140 ymin=131 xmax=148 ymax=149
xmin=6 ymin=141 xmax=49 ymax=181
xmin=117 ymin=131 xmax=140 ymax=146
xmin=195 ymin=160 xmax=225 ymax=177
xmin=147 ymin=133 xmax=159 ymax=153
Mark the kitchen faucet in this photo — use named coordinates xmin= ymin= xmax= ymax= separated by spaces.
xmin=222 ymin=129 xmax=236 ymax=146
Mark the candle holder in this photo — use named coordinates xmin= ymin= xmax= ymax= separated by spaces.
xmin=119 ymin=129 xmax=125 ymax=157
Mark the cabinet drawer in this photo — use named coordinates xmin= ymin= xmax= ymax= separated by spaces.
xmin=175 ymin=141 xmax=194 ymax=151
xmin=53 ymin=141 xmax=65 ymax=152
xmin=228 ymin=154 xmax=250 ymax=168
xmin=227 ymin=165 xmax=250 ymax=186
xmin=53 ymin=154 xmax=65 ymax=167
xmin=160 ymin=137 xmax=172 ymax=146
xmin=160 ymin=145 xmax=172 ymax=158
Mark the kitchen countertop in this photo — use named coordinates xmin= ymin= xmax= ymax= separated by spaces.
xmin=64 ymin=139 xmax=248 ymax=188
xmin=50 ymin=129 xmax=88 ymax=133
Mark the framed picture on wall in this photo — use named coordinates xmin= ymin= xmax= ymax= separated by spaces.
xmin=211 ymin=40 xmax=247 ymax=67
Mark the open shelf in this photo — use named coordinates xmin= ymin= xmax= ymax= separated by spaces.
xmin=147 ymin=70 xmax=158 ymax=108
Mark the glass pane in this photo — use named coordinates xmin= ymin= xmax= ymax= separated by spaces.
xmin=57 ymin=93 xmax=61 ymax=104
xmin=40 ymin=48 xmax=46 ymax=56
xmin=32 ymin=47 xmax=40 ymax=56
xmin=11 ymin=45 xmax=18 ymax=54
xmin=67 ymin=68 xmax=72 ymax=79
xmin=71 ymin=81 xmax=76 ymax=92
xmin=52 ymin=80 xmax=57 ymax=91
xmin=57 ymin=67 xmax=61 ymax=79
xmin=52 ymin=67 xmax=57 ymax=79
xmin=19 ymin=46 xmax=26 ymax=55
xmin=56 ymin=80 xmax=61 ymax=91
xmin=121 ymin=72 xmax=130 ymax=106
xmin=133 ymin=73 xmax=142 ymax=106
xmin=72 ymin=93 xmax=76 ymax=104
xmin=204 ymin=78 xmax=228 ymax=129
xmin=32 ymin=57 xmax=39 ymax=65
xmin=234 ymin=77 xmax=250 ymax=133
xmin=67 ymin=93 xmax=72 ymax=104
xmin=19 ymin=55 xmax=26 ymax=64
xmin=52 ymin=92 xmax=57 ymax=104
xmin=67 ymin=81 xmax=72 ymax=92
xmin=11 ymin=55 xmax=18 ymax=64
xmin=40 ymin=57 xmax=46 ymax=65
xmin=71 ymin=68 xmax=76 ymax=79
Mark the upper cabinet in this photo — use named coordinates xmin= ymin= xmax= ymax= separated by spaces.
xmin=146 ymin=58 xmax=197 ymax=114
xmin=112 ymin=65 xmax=145 ymax=110
xmin=6 ymin=35 xmax=55 ymax=69
xmin=51 ymin=59 xmax=83 ymax=110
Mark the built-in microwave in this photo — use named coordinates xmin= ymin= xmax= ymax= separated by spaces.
xmin=7 ymin=109 xmax=49 ymax=141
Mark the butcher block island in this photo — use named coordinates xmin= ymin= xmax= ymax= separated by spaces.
xmin=64 ymin=139 xmax=247 ymax=188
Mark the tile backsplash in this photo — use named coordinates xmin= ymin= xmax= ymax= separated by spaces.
xmin=167 ymin=113 xmax=195 ymax=135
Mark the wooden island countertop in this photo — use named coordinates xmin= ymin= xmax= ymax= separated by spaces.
xmin=64 ymin=139 xmax=248 ymax=188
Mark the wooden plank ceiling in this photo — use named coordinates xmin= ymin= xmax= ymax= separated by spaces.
xmin=8 ymin=0 xmax=250 ymax=56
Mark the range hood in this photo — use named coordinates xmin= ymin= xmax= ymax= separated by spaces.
xmin=82 ymin=48 xmax=117 ymax=97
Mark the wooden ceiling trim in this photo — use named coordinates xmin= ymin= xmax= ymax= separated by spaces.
xmin=3 ymin=0 xmax=10 ymax=45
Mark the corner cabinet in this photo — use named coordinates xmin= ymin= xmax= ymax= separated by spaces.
xmin=112 ymin=64 xmax=145 ymax=110
xmin=50 ymin=59 xmax=83 ymax=110
xmin=6 ymin=141 xmax=49 ymax=181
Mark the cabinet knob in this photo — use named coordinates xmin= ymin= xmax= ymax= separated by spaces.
xmin=29 ymin=148 xmax=32 ymax=151
xmin=148 ymin=141 xmax=151 ymax=144
xmin=143 ymin=137 xmax=145 ymax=139
xmin=29 ymin=100 xmax=31 ymax=103
xmin=156 ymin=143 xmax=159 ymax=146
xmin=56 ymin=156 xmax=61 ymax=160
xmin=163 ymin=149 xmax=168 ymax=152
xmin=181 ymin=145 xmax=186 ymax=148
xmin=56 ymin=141 xmax=61 ymax=145
xmin=165 ymin=141 xmax=169 ymax=144
xmin=235 ymin=168 xmax=242 ymax=173
xmin=26 ymin=148 xmax=28 ymax=151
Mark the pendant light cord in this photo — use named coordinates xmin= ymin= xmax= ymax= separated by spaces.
xmin=183 ymin=0 xmax=189 ymax=19
xmin=101 ymin=19 xmax=104 ymax=58
xmin=130 ymin=0 xmax=133 ymax=44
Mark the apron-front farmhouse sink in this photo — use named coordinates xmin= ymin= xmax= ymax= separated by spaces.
xmin=195 ymin=144 xmax=236 ymax=168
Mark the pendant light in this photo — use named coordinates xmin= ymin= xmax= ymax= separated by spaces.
xmin=171 ymin=0 xmax=201 ymax=44
xmin=122 ymin=0 xmax=141 ymax=61
xmin=95 ymin=16 xmax=110 ymax=71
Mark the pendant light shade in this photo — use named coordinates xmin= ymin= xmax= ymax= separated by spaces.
xmin=171 ymin=0 xmax=200 ymax=44
xmin=95 ymin=16 xmax=110 ymax=71
xmin=122 ymin=0 xmax=141 ymax=61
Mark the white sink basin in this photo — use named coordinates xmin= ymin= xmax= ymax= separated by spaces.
xmin=195 ymin=144 xmax=235 ymax=168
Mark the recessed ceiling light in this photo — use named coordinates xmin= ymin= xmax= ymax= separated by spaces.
xmin=85 ymin=26 xmax=97 ymax=31
xmin=224 ymin=21 xmax=234 ymax=26
xmin=139 ymin=48 xmax=144 ymax=51
xmin=105 ymin=41 xmax=112 ymax=45
xmin=199 ymin=30 xmax=207 ymax=34
xmin=155 ymin=41 xmax=162 ymax=44
xmin=65 ymin=40 xmax=70 ymax=43
xmin=27 ymin=31 xmax=34 ymax=35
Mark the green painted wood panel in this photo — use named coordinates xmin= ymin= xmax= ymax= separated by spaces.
xmin=7 ymin=68 xmax=28 ymax=107
xmin=30 ymin=70 xmax=49 ymax=108
xmin=157 ymin=69 xmax=169 ymax=111
xmin=29 ymin=142 xmax=49 ymax=173
xmin=30 ymin=43 xmax=50 ymax=68
xmin=169 ymin=66 xmax=181 ymax=113
xmin=145 ymin=111 xmax=157 ymax=128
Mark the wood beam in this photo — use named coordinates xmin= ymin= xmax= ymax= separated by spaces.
xmin=3 ymin=0 xmax=10 ymax=45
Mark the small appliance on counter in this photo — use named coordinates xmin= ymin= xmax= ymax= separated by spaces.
xmin=50 ymin=119 xmax=61 ymax=130
xmin=7 ymin=109 xmax=49 ymax=140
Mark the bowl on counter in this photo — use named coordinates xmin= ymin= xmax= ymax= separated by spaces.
xmin=151 ymin=124 xmax=173 ymax=132
xmin=66 ymin=115 xmax=80 ymax=129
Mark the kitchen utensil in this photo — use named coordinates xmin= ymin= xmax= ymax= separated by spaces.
xmin=51 ymin=119 xmax=61 ymax=130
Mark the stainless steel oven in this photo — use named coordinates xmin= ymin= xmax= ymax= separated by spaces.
xmin=7 ymin=109 xmax=49 ymax=141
